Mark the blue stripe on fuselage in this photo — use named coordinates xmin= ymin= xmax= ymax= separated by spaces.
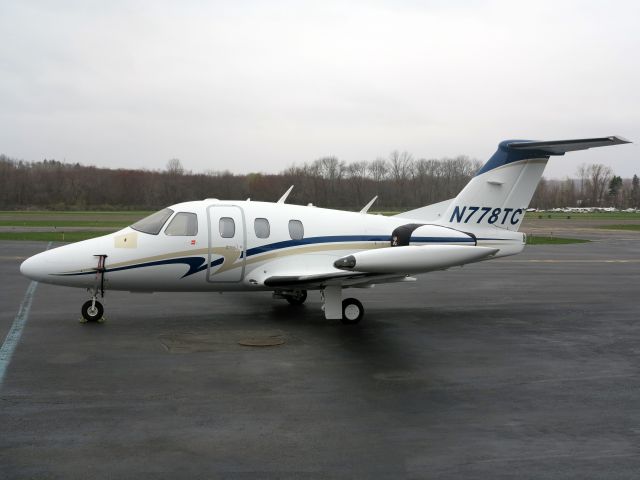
xmin=244 ymin=235 xmax=390 ymax=257
xmin=54 ymin=234 xmax=501 ymax=278
xmin=411 ymin=236 xmax=474 ymax=244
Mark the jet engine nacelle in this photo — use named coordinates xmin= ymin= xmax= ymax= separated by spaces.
xmin=333 ymin=245 xmax=499 ymax=274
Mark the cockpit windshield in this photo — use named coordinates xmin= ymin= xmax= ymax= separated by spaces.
xmin=131 ymin=208 xmax=174 ymax=235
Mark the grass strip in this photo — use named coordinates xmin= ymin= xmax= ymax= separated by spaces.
xmin=593 ymin=224 xmax=640 ymax=231
xmin=526 ymin=236 xmax=590 ymax=245
xmin=0 ymin=220 xmax=129 ymax=228
xmin=525 ymin=212 xmax=640 ymax=220
xmin=0 ymin=232 xmax=109 ymax=242
xmin=0 ymin=210 xmax=151 ymax=216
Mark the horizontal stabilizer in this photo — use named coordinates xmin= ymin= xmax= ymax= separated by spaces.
xmin=506 ymin=136 xmax=630 ymax=155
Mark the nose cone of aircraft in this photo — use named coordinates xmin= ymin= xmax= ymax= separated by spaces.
xmin=19 ymin=237 xmax=110 ymax=288
xmin=20 ymin=252 xmax=48 ymax=282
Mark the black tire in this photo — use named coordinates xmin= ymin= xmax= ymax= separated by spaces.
xmin=285 ymin=290 xmax=307 ymax=306
xmin=341 ymin=298 xmax=364 ymax=325
xmin=81 ymin=300 xmax=104 ymax=322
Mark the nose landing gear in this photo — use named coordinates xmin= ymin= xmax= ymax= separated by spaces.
xmin=81 ymin=254 xmax=107 ymax=323
xmin=81 ymin=298 xmax=104 ymax=323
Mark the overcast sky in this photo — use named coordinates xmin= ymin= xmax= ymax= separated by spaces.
xmin=1 ymin=0 xmax=638 ymax=178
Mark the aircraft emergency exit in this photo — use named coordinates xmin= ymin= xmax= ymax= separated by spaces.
xmin=20 ymin=136 xmax=630 ymax=324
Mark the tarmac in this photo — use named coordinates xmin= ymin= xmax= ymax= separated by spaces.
xmin=1 ymin=227 xmax=639 ymax=479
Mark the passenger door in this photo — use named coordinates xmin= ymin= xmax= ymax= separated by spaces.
xmin=207 ymin=205 xmax=246 ymax=282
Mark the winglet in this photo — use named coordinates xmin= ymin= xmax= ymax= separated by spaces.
xmin=277 ymin=185 xmax=294 ymax=204
xmin=360 ymin=196 xmax=378 ymax=214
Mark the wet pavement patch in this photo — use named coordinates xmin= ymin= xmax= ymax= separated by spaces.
xmin=238 ymin=335 xmax=286 ymax=347
xmin=158 ymin=331 xmax=286 ymax=352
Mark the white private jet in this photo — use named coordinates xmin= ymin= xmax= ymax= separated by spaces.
xmin=20 ymin=136 xmax=630 ymax=324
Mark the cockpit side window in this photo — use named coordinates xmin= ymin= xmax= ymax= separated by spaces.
xmin=219 ymin=217 xmax=236 ymax=238
xmin=165 ymin=212 xmax=198 ymax=236
xmin=131 ymin=208 xmax=174 ymax=235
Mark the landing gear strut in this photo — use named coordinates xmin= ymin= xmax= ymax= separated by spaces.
xmin=321 ymin=286 xmax=364 ymax=325
xmin=82 ymin=254 xmax=107 ymax=323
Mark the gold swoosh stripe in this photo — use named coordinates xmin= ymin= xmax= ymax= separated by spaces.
xmin=62 ymin=241 xmax=384 ymax=275
xmin=210 ymin=242 xmax=383 ymax=276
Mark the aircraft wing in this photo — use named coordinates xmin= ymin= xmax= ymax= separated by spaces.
xmin=251 ymin=244 xmax=497 ymax=289
xmin=248 ymin=254 xmax=414 ymax=289
xmin=264 ymin=271 xmax=371 ymax=287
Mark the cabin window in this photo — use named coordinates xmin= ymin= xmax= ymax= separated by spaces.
xmin=165 ymin=212 xmax=198 ymax=236
xmin=219 ymin=217 xmax=235 ymax=238
xmin=254 ymin=218 xmax=270 ymax=239
xmin=288 ymin=219 xmax=304 ymax=240
xmin=131 ymin=208 xmax=174 ymax=235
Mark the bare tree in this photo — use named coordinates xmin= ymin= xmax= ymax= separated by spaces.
xmin=345 ymin=161 xmax=369 ymax=206
xmin=586 ymin=163 xmax=613 ymax=206
xmin=389 ymin=151 xmax=414 ymax=182
xmin=166 ymin=158 xmax=184 ymax=175
xmin=368 ymin=158 xmax=388 ymax=182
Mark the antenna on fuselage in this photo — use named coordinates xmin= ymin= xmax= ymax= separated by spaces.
xmin=277 ymin=185 xmax=294 ymax=204
xmin=360 ymin=196 xmax=378 ymax=214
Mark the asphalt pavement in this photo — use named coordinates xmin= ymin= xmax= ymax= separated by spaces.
xmin=1 ymin=233 xmax=639 ymax=479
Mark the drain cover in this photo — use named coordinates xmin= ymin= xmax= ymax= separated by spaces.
xmin=238 ymin=336 xmax=285 ymax=347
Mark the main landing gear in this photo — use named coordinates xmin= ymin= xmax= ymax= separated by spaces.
xmin=275 ymin=287 xmax=364 ymax=324
xmin=321 ymin=286 xmax=364 ymax=325
xmin=341 ymin=298 xmax=364 ymax=325
xmin=81 ymin=254 xmax=107 ymax=323
xmin=273 ymin=289 xmax=308 ymax=306
xmin=286 ymin=289 xmax=308 ymax=305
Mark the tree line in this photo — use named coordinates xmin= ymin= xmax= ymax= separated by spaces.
xmin=531 ymin=164 xmax=639 ymax=210
xmin=0 ymin=153 xmax=638 ymax=211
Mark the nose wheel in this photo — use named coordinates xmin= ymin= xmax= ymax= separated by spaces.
xmin=81 ymin=254 xmax=107 ymax=323
xmin=81 ymin=299 xmax=104 ymax=322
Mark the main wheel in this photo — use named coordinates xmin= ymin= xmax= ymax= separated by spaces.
xmin=341 ymin=298 xmax=364 ymax=325
xmin=285 ymin=290 xmax=307 ymax=305
xmin=81 ymin=300 xmax=104 ymax=322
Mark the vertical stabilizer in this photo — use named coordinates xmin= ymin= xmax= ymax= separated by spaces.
xmin=437 ymin=136 xmax=630 ymax=232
